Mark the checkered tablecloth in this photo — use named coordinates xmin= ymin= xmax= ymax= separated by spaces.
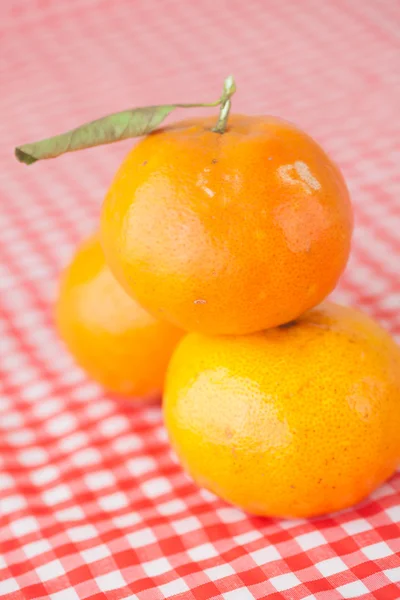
xmin=1 ymin=1 xmax=400 ymax=599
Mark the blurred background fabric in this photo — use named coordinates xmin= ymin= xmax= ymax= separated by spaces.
xmin=1 ymin=1 xmax=399 ymax=599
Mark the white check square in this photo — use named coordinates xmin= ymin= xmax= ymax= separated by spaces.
xmin=113 ymin=513 xmax=141 ymax=528
xmin=217 ymin=507 xmax=244 ymax=523
xmin=127 ymin=528 xmax=156 ymax=548
xmin=141 ymin=477 xmax=172 ymax=498
xmin=142 ymin=557 xmax=171 ymax=576
xmin=296 ymin=531 xmax=326 ymax=551
xmin=55 ymin=506 xmax=84 ymax=522
xmin=127 ymin=457 xmax=155 ymax=476
xmin=223 ymin=589 xmax=255 ymax=599
xmin=385 ymin=505 xmax=400 ymax=523
xmin=99 ymin=492 xmax=128 ymax=511
xmin=158 ymin=499 xmax=186 ymax=516
xmin=172 ymin=516 xmax=201 ymax=534
xmin=342 ymin=519 xmax=372 ymax=535
xmin=0 ymin=579 xmax=19 ymax=596
xmin=96 ymin=571 xmax=126 ymax=591
xmin=270 ymin=573 xmax=301 ymax=592
xmin=234 ymin=531 xmax=263 ymax=545
xmin=24 ymin=539 xmax=52 ymax=558
xmin=205 ymin=564 xmax=235 ymax=581
xmin=11 ymin=516 xmax=38 ymax=536
xmin=362 ymin=541 xmax=393 ymax=560
xmin=188 ymin=543 xmax=219 ymax=561
xmin=316 ymin=557 xmax=347 ymax=577
xmin=50 ymin=590 xmax=80 ymax=600
xmin=250 ymin=546 xmax=281 ymax=565
xmin=36 ymin=559 xmax=65 ymax=582
xmin=81 ymin=545 xmax=111 ymax=564
xmin=68 ymin=525 xmax=97 ymax=542
xmin=84 ymin=470 xmax=115 ymax=490
xmin=159 ymin=579 xmax=189 ymax=598
xmin=384 ymin=567 xmax=400 ymax=583
xmin=31 ymin=465 xmax=59 ymax=485
xmin=42 ymin=484 xmax=71 ymax=506
xmin=0 ymin=495 xmax=26 ymax=514
xmin=337 ymin=581 xmax=369 ymax=598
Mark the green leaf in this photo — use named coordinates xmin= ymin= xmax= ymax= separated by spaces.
xmin=15 ymin=76 xmax=237 ymax=165
xmin=15 ymin=104 xmax=176 ymax=165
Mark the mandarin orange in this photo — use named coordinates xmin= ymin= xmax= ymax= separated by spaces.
xmin=164 ymin=302 xmax=400 ymax=517
xmin=55 ymin=234 xmax=183 ymax=397
xmin=101 ymin=115 xmax=353 ymax=335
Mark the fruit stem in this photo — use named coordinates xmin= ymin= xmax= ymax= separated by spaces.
xmin=212 ymin=75 xmax=236 ymax=134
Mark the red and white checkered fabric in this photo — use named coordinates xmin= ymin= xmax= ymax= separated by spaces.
xmin=1 ymin=1 xmax=399 ymax=598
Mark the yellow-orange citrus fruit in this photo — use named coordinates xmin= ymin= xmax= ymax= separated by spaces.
xmin=55 ymin=234 xmax=183 ymax=397
xmin=164 ymin=303 xmax=400 ymax=517
xmin=101 ymin=115 xmax=353 ymax=335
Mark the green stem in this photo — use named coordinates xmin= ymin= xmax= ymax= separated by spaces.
xmin=212 ymin=99 xmax=232 ymax=134
xmin=212 ymin=75 xmax=236 ymax=134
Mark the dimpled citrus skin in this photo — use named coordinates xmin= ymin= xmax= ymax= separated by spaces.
xmin=164 ymin=303 xmax=400 ymax=517
xmin=55 ymin=234 xmax=183 ymax=397
xmin=101 ymin=114 xmax=353 ymax=335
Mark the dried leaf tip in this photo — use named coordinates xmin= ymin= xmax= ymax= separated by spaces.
xmin=15 ymin=148 xmax=38 ymax=165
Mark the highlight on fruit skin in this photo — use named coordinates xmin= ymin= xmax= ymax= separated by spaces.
xmin=100 ymin=114 xmax=353 ymax=336
xmin=163 ymin=302 xmax=400 ymax=518
xmin=55 ymin=233 xmax=183 ymax=398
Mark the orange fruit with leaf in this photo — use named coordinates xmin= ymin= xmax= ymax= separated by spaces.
xmin=164 ymin=303 xmax=400 ymax=517
xmin=55 ymin=234 xmax=183 ymax=397
xmin=17 ymin=77 xmax=353 ymax=335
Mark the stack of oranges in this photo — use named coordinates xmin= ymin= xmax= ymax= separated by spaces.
xmin=17 ymin=78 xmax=400 ymax=518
